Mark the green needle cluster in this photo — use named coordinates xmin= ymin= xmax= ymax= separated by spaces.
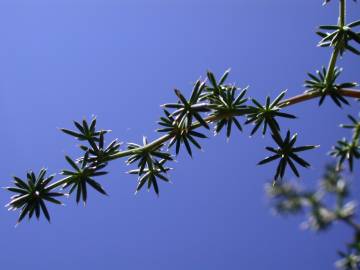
xmin=128 ymin=159 xmax=171 ymax=196
xmin=317 ymin=19 xmax=360 ymax=55
xmin=157 ymin=110 xmax=207 ymax=157
xmin=205 ymin=74 xmax=248 ymax=139
xmin=163 ymin=80 xmax=210 ymax=129
xmin=126 ymin=137 xmax=173 ymax=195
xmin=5 ymin=169 xmax=65 ymax=224
xmin=259 ymin=131 xmax=318 ymax=180
xmin=330 ymin=114 xmax=360 ymax=171
xmin=305 ymin=67 xmax=357 ymax=107
xmin=245 ymin=90 xmax=296 ymax=136
xmin=61 ymin=154 xmax=108 ymax=204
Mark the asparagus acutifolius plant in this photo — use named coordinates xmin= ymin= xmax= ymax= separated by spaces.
xmin=4 ymin=0 xmax=360 ymax=268
xmin=5 ymin=0 xmax=360 ymax=222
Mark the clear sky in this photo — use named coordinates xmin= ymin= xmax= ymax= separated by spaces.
xmin=0 ymin=0 xmax=359 ymax=269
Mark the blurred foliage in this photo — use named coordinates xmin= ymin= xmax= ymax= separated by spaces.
xmin=267 ymin=165 xmax=360 ymax=269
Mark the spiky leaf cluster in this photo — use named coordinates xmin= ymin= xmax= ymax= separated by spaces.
xmin=330 ymin=138 xmax=360 ymax=171
xmin=201 ymin=70 xmax=249 ymax=138
xmin=330 ymin=114 xmax=360 ymax=171
xmin=61 ymin=118 xmax=109 ymax=142
xmin=61 ymin=118 xmax=120 ymax=164
xmin=157 ymin=110 xmax=207 ymax=157
xmin=201 ymin=69 xmax=232 ymax=101
xmin=341 ymin=114 xmax=360 ymax=139
xmin=5 ymin=169 xmax=65 ymax=224
xmin=163 ymin=80 xmax=210 ymax=129
xmin=128 ymin=159 xmax=171 ymax=196
xmin=305 ymin=67 xmax=357 ymax=107
xmin=259 ymin=131 xmax=318 ymax=180
xmin=126 ymin=137 xmax=173 ymax=195
xmin=79 ymin=131 xmax=121 ymax=164
xmin=60 ymin=118 xmax=121 ymax=203
xmin=207 ymin=85 xmax=248 ymax=139
xmin=317 ymin=19 xmax=360 ymax=55
xmin=61 ymin=154 xmax=108 ymax=204
xmin=245 ymin=91 xmax=296 ymax=136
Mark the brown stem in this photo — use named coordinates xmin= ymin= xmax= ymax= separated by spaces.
xmin=278 ymin=88 xmax=360 ymax=108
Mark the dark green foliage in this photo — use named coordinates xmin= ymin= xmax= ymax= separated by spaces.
xmin=317 ymin=20 xmax=360 ymax=55
xmin=305 ymin=67 xmax=357 ymax=107
xmin=330 ymin=138 xmax=360 ymax=171
xmin=61 ymin=154 xmax=108 ymax=204
xmin=259 ymin=131 xmax=318 ymax=180
xmin=208 ymin=86 xmax=248 ymax=139
xmin=60 ymin=118 xmax=121 ymax=203
xmin=245 ymin=90 xmax=296 ymax=136
xmin=163 ymin=80 xmax=210 ymax=130
xmin=62 ymin=118 xmax=120 ymax=163
xmin=201 ymin=69 xmax=232 ymax=101
xmin=126 ymin=137 xmax=173 ymax=173
xmin=61 ymin=118 xmax=110 ymax=142
xmin=126 ymin=137 xmax=173 ymax=195
xmin=330 ymin=114 xmax=360 ymax=171
xmin=5 ymin=169 xmax=65 ymax=224
xmin=79 ymin=132 xmax=121 ymax=164
xmin=128 ymin=159 xmax=172 ymax=196
xmin=341 ymin=114 xmax=360 ymax=136
xmin=157 ymin=110 xmax=207 ymax=157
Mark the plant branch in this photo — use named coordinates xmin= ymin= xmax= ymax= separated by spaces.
xmin=46 ymin=86 xmax=360 ymax=190
xmin=46 ymin=176 xmax=72 ymax=190
xmin=278 ymin=88 xmax=360 ymax=108
xmin=340 ymin=0 xmax=346 ymax=27
xmin=324 ymin=0 xmax=345 ymax=84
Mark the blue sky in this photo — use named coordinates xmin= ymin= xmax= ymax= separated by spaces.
xmin=0 ymin=0 xmax=359 ymax=269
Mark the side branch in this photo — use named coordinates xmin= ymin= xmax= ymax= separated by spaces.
xmin=108 ymin=88 xmax=360 ymax=159
xmin=279 ymin=88 xmax=360 ymax=108
xmin=48 ymin=88 xmax=360 ymax=189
